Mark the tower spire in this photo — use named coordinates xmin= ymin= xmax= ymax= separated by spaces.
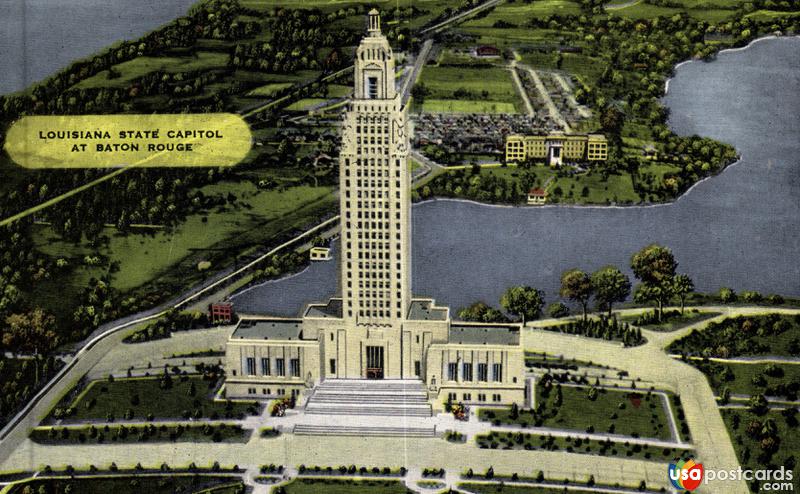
xmin=368 ymin=8 xmax=381 ymax=36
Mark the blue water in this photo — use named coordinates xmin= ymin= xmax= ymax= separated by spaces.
xmin=233 ymin=37 xmax=800 ymax=316
xmin=0 ymin=0 xmax=197 ymax=94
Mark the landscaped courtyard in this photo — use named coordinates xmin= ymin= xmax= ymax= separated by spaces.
xmin=479 ymin=384 xmax=676 ymax=440
xmin=53 ymin=375 xmax=259 ymax=423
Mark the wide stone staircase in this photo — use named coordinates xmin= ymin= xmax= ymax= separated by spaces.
xmin=303 ymin=379 xmax=432 ymax=418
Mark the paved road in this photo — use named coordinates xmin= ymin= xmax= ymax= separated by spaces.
xmin=401 ymin=39 xmax=433 ymax=105
xmin=509 ymin=59 xmax=535 ymax=116
xmin=419 ymin=0 xmax=505 ymax=35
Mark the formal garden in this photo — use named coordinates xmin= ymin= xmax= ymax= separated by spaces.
xmin=29 ymin=422 xmax=248 ymax=445
xmin=48 ymin=373 xmax=259 ymax=423
xmin=5 ymin=474 xmax=244 ymax=494
xmin=667 ymin=313 xmax=800 ymax=358
xmin=272 ymin=478 xmax=414 ymax=494
xmin=723 ymin=408 xmax=800 ymax=493
xmin=479 ymin=380 xmax=680 ymax=441
xmin=475 ymin=430 xmax=692 ymax=462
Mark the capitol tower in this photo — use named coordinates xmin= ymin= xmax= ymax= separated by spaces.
xmin=338 ymin=9 xmax=412 ymax=330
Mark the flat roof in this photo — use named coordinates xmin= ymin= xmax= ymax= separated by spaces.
xmin=304 ymin=298 xmax=343 ymax=319
xmin=449 ymin=323 xmax=520 ymax=346
xmin=232 ymin=319 xmax=304 ymax=340
xmin=408 ymin=299 xmax=448 ymax=321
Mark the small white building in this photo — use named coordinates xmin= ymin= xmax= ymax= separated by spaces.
xmin=309 ymin=246 xmax=332 ymax=261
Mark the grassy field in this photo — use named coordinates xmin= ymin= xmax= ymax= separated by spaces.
xmin=31 ymin=180 xmax=335 ymax=294
xmin=694 ymin=362 xmax=800 ymax=397
xmin=59 ymin=375 xmax=256 ymax=422
xmin=460 ymin=484 xmax=599 ymax=494
xmin=461 ymin=0 xmax=583 ymax=28
xmin=247 ymin=82 xmax=295 ymax=97
xmin=722 ymin=408 xmax=800 ymax=492
xmin=73 ymin=52 xmax=229 ymax=90
xmin=417 ymin=65 xmax=523 ymax=113
xmin=619 ymin=310 xmax=722 ymax=332
xmin=419 ymin=99 xmax=518 ymax=113
xmin=476 ymin=430 xmax=692 ymax=462
xmin=6 ymin=476 xmax=243 ymax=494
xmin=280 ymin=478 xmax=413 ymax=494
xmin=480 ymin=386 xmax=673 ymax=440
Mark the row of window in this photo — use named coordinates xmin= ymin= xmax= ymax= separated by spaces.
xmin=446 ymin=362 xmax=503 ymax=382
xmin=355 ymin=115 xmax=389 ymax=125
xmin=359 ymin=309 xmax=402 ymax=319
xmin=246 ymin=387 xmax=297 ymax=398
xmin=356 ymin=136 xmax=389 ymax=146
xmin=245 ymin=357 xmax=300 ymax=378
xmin=355 ymin=125 xmax=389 ymax=134
xmin=447 ymin=392 xmax=502 ymax=403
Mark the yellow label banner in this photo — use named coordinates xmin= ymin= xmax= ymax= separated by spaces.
xmin=4 ymin=113 xmax=252 ymax=168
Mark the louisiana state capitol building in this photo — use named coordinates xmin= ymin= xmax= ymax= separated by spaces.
xmin=225 ymin=10 xmax=525 ymax=413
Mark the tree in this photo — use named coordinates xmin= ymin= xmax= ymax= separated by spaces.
xmin=591 ymin=266 xmax=631 ymax=316
xmin=500 ymin=286 xmax=545 ymax=325
xmin=631 ymin=244 xmax=677 ymax=321
xmin=719 ymin=287 xmax=737 ymax=303
xmin=672 ymin=274 xmax=694 ymax=314
xmin=547 ymin=302 xmax=570 ymax=318
xmin=749 ymin=393 xmax=769 ymax=415
xmin=560 ymin=269 xmax=594 ymax=321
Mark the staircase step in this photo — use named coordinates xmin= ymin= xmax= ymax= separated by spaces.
xmin=294 ymin=424 xmax=436 ymax=437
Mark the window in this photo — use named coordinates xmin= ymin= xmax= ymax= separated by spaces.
xmin=448 ymin=392 xmax=457 ymax=402
xmin=290 ymin=358 xmax=300 ymax=377
xmin=261 ymin=358 xmax=270 ymax=376
xmin=246 ymin=357 xmax=256 ymax=376
xmin=477 ymin=363 xmax=488 ymax=382
xmin=492 ymin=363 xmax=503 ymax=382
xmin=478 ymin=393 xmax=486 ymax=402
xmin=367 ymin=76 xmax=378 ymax=99
xmin=462 ymin=362 xmax=473 ymax=381
xmin=463 ymin=393 xmax=472 ymax=401
xmin=414 ymin=360 xmax=421 ymax=377
xmin=330 ymin=359 xmax=337 ymax=374
xmin=447 ymin=362 xmax=458 ymax=381
xmin=492 ymin=394 xmax=501 ymax=402
xmin=276 ymin=358 xmax=285 ymax=376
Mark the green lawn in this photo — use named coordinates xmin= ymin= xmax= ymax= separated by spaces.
xmin=461 ymin=484 xmax=598 ymax=494
xmin=417 ymin=65 xmax=523 ymax=113
xmin=73 ymin=52 xmax=229 ymax=89
xmin=691 ymin=361 xmax=800 ymax=397
xmin=6 ymin=476 xmax=243 ymax=494
xmin=31 ymin=181 xmax=335 ymax=293
xmin=722 ymin=408 xmax=800 ymax=492
xmin=279 ymin=478 xmax=413 ymax=494
xmin=461 ymin=0 xmax=582 ymax=28
xmin=667 ymin=314 xmax=800 ymax=358
xmin=476 ymin=430 xmax=692 ymax=462
xmin=550 ymin=171 xmax=640 ymax=204
xmin=286 ymin=98 xmax=330 ymax=111
xmin=58 ymin=375 xmax=257 ymax=422
xmin=30 ymin=422 xmax=249 ymax=445
xmin=247 ymin=82 xmax=295 ymax=97
xmin=420 ymin=99 xmax=518 ymax=114
xmin=619 ymin=310 xmax=722 ymax=332
xmin=480 ymin=385 xmax=673 ymax=440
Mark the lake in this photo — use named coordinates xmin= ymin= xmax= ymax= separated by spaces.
xmin=232 ymin=36 xmax=800 ymax=316
xmin=0 ymin=0 xmax=197 ymax=94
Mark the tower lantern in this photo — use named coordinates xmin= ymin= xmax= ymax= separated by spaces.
xmin=368 ymin=8 xmax=381 ymax=35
